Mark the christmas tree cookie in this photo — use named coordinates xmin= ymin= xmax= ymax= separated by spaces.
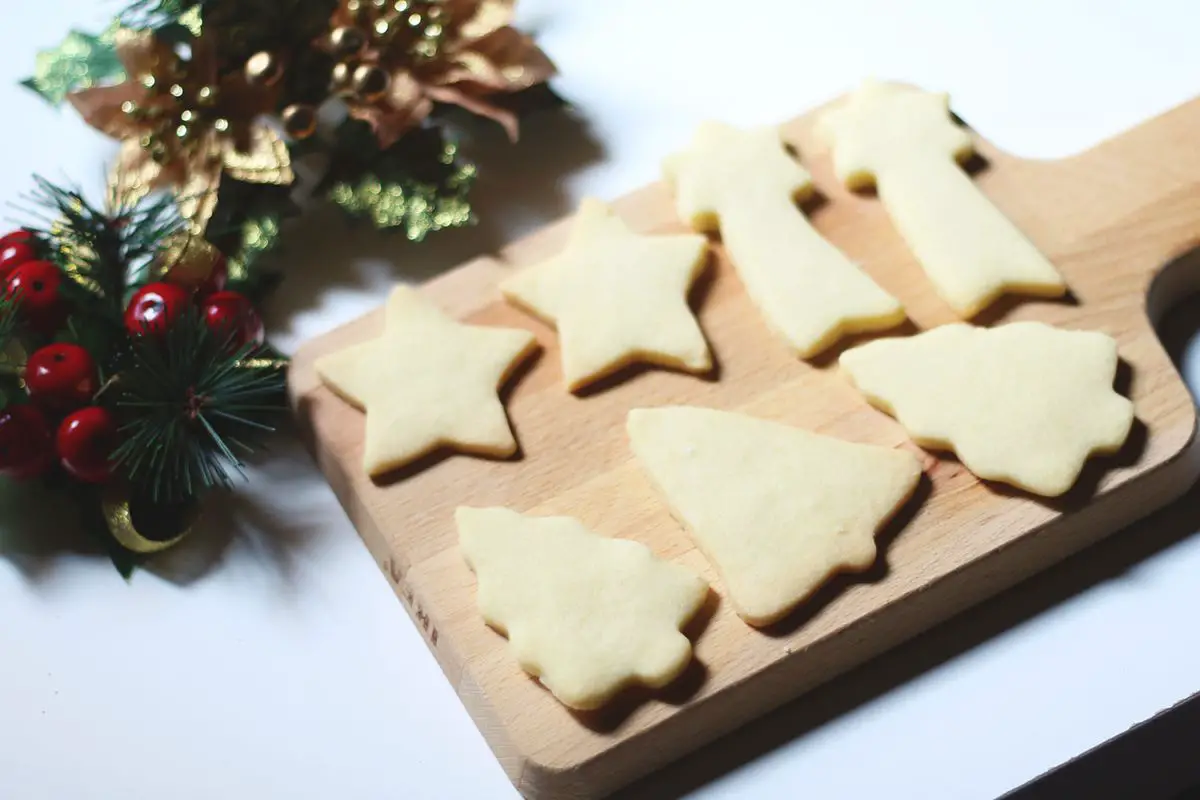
xmin=818 ymin=80 xmax=1066 ymax=317
xmin=627 ymin=406 xmax=922 ymax=627
xmin=501 ymin=198 xmax=711 ymax=392
xmin=663 ymin=121 xmax=905 ymax=358
xmin=839 ymin=322 xmax=1135 ymax=496
xmin=315 ymin=286 xmax=538 ymax=478
xmin=457 ymin=506 xmax=710 ymax=710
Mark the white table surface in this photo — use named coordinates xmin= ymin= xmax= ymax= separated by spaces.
xmin=3 ymin=2 xmax=1200 ymax=798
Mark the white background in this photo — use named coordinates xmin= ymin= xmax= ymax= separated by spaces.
xmin=3 ymin=2 xmax=1200 ymax=799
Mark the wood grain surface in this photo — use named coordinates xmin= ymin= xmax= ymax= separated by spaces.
xmin=289 ymin=92 xmax=1200 ymax=799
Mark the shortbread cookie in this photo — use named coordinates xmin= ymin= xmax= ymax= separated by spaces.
xmin=315 ymin=286 xmax=538 ymax=477
xmin=663 ymin=121 xmax=905 ymax=359
xmin=627 ymin=406 xmax=922 ymax=627
xmin=457 ymin=506 xmax=710 ymax=710
xmin=502 ymin=198 xmax=711 ymax=392
xmin=818 ymin=80 xmax=1066 ymax=317
xmin=839 ymin=322 xmax=1134 ymax=496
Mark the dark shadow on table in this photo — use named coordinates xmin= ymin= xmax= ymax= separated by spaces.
xmin=1003 ymin=690 xmax=1200 ymax=800
xmin=263 ymin=100 xmax=605 ymax=335
xmin=617 ymin=295 xmax=1200 ymax=800
xmin=0 ymin=419 xmax=325 ymax=591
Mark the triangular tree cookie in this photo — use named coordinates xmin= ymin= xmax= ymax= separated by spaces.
xmin=457 ymin=506 xmax=710 ymax=710
xmin=626 ymin=406 xmax=922 ymax=627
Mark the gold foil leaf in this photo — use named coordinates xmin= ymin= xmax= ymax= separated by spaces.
xmin=222 ymin=125 xmax=295 ymax=186
xmin=176 ymin=148 xmax=224 ymax=234
xmin=107 ymin=138 xmax=159 ymax=210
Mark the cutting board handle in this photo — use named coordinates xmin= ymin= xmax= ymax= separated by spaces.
xmin=1047 ymin=94 xmax=1200 ymax=313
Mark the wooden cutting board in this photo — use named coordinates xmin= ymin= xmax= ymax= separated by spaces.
xmin=288 ymin=91 xmax=1200 ymax=799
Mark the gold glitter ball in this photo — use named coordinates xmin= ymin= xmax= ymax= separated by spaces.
xmin=330 ymin=61 xmax=355 ymax=94
xmin=329 ymin=26 xmax=368 ymax=57
xmin=244 ymin=51 xmax=283 ymax=87
xmin=282 ymin=104 xmax=318 ymax=139
xmin=352 ymin=64 xmax=391 ymax=102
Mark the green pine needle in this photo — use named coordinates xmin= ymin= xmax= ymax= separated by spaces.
xmin=25 ymin=176 xmax=182 ymax=320
xmin=111 ymin=310 xmax=288 ymax=504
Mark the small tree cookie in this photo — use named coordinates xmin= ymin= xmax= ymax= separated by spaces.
xmin=458 ymin=506 xmax=710 ymax=710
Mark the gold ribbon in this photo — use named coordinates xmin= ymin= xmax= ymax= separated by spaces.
xmin=102 ymin=486 xmax=198 ymax=554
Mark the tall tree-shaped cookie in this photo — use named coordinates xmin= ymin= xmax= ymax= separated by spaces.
xmin=839 ymin=321 xmax=1134 ymax=497
xmin=663 ymin=122 xmax=905 ymax=359
xmin=315 ymin=286 xmax=539 ymax=478
xmin=457 ymin=506 xmax=710 ymax=710
xmin=501 ymin=198 xmax=711 ymax=393
xmin=627 ymin=406 xmax=922 ymax=627
xmin=819 ymin=80 xmax=1067 ymax=317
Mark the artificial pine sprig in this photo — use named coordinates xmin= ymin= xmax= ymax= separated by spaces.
xmin=111 ymin=309 xmax=287 ymax=504
xmin=27 ymin=176 xmax=181 ymax=319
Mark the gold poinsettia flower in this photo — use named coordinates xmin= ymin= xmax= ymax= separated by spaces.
xmin=321 ymin=0 xmax=556 ymax=149
xmin=68 ymin=29 xmax=294 ymax=232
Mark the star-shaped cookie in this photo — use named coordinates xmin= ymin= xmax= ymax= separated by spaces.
xmin=458 ymin=506 xmax=710 ymax=710
xmin=315 ymin=286 xmax=539 ymax=478
xmin=839 ymin=321 xmax=1135 ymax=496
xmin=662 ymin=121 xmax=905 ymax=358
xmin=501 ymin=198 xmax=711 ymax=392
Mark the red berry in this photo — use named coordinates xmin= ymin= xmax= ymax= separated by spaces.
xmin=0 ymin=231 xmax=35 ymax=280
xmin=57 ymin=406 xmax=118 ymax=484
xmin=202 ymin=290 xmax=264 ymax=349
xmin=125 ymin=282 xmax=191 ymax=337
xmin=25 ymin=343 xmax=98 ymax=411
xmin=0 ymin=230 xmax=34 ymax=247
xmin=6 ymin=260 xmax=65 ymax=334
xmin=0 ymin=404 xmax=54 ymax=481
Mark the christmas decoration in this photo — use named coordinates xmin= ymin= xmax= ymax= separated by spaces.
xmin=7 ymin=0 xmax=561 ymax=572
xmin=27 ymin=0 xmax=559 ymax=243
xmin=0 ymin=182 xmax=288 ymax=575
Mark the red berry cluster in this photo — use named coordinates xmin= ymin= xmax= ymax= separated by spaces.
xmin=0 ymin=340 xmax=114 ymax=484
xmin=124 ymin=252 xmax=264 ymax=348
xmin=0 ymin=229 xmax=113 ymax=483
xmin=0 ymin=229 xmax=264 ymax=486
